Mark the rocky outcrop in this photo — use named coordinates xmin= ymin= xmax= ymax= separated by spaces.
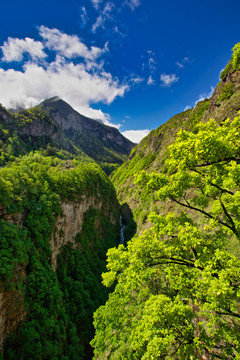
xmin=0 ymin=193 xmax=117 ymax=353
xmin=0 ymin=104 xmax=12 ymax=124
xmin=39 ymin=97 xmax=135 ymax=162
xmin=0 ymin=285 xmax=26 ymax=352
xmin=202 ymin=69 xmax=240 ymax=124
xmin=39 ymin=97 xmax=133 ymax=148
xmin=51 ymin=196 xmax=116 ymax=270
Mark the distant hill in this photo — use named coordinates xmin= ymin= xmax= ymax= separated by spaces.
xmin=0 ymin=97 xmax=135 ymax=167
xmin=38 ymin=97 xmax=135 ymax=163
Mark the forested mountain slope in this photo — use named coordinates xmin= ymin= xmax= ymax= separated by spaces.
xmin=39 ymin=97 xmax=135 ymax=164
xmin=91 ymin=44 xmax=240 ymax=359
xmin=0 ymin=97 xmax=135 ymax=169
xmin=111 ymin=44 xmax=240 ymax=232
xmin=1 ymin=43 xmax=240 ymax=360
xmin=0 ymin=154 xmax=119 ymax=359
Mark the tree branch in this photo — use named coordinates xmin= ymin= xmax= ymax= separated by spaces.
xmin=169 ymin=195 xmax=238 ymax=237
xmin=219 ymin=192 xmax=238 ymax=235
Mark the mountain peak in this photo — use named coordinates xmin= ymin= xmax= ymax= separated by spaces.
xmin=37 ymin=97 xmax=135 ymax=163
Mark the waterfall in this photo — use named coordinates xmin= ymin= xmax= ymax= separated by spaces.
xmin=120 ymin=214 xmax=126 ymax=245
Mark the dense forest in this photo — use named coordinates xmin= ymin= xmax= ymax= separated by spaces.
xmin=0 ymin=154 xmax=119 ymax=359
xmin=92 ymin=115 xmax=240 ymax=359
xmin=0 ymin=43 xmax=240 ymax=359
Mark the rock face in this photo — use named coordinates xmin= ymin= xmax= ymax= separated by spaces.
xmin=0 ymin=97 xmax=135 ymax=164
xmin=50 ymin=196 xmax=116 ymax=270
xmin=202 ymin=69 xmax=240 ymax=124
xmin=0 ymin=104 xmax=12 ymax=124
xmin=0 ymin=194 xmax=117 ymax=351
xmin=39 ymin=97 xmax=135 ymax=163
xmin=0 ymin=286 xmax=26 ymax=352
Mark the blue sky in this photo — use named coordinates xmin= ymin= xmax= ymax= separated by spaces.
xmin=0 ymin=0 xmax=239 ymax=142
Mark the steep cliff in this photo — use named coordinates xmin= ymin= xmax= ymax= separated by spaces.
xmin=39 ymin=97 xmax=135 ymax=163
xmin=91 ymin=44 xmax=240 ymax=360
xmin=0 ymin=155 xmax=119 ymax=359
xmin=51 ymin=196 xmax=116 ymax=270
xmin=0 ymin=97 xmax=135 ymax=167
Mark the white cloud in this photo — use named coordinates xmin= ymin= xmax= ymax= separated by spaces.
xmin=92 ymin=15 xmax=105 ymax=32
xmin=176 ymin=61 xmax=184 ymax=68
xmin=0 ymin=27 xmax=129 ymax=127
xmin=130 ymin=76 xmax=144 ymax=85
xmin=113 ymin=26 xmax=126 ymax=37
xmin=160 ymin=73 xmax=179 ymax=87
xmin=39 ymin=26 xmax=106 ymax=60
xmin=121 ymin=129 xmax=150 ymax=143
xmin=149 ymin=57 xmax=157 ymax=72
xmin=1 ymin=37 xmax=46 ymax=62
xmin=80 ymin=6 xmax=88 ymax=27
xmin=176 ymin=56 xmax=191 ymax=68
xmin=147 ymin=75 xmax=155 ymax=85
xmin=184 ymin=105 xmax=191 ymax=111
xmin=142 ymin=49 xmax=157 ymax=75
xmin=195 ymin=86 xmax=214 ymax=105
xmin=124 ymin=0 xmax=141 ymax=11
xmin=91 ymin=0 xmax=103 ymax=10
xmin=92 ymin=2 xmax=115 ymax=32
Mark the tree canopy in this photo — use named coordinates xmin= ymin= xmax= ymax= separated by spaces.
xmin=91 ymin=113 xmax=240 ymax=359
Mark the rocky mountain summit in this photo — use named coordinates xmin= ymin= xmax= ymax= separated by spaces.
xmin=0 ymin=97 xmax=135 ymax=166
xmin=38 ymin=97 xmax=135 ymax=163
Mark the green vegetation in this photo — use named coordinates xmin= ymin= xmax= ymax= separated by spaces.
xmin=0 ymin=103 xmax=133 ymax=171
xmin=110 ymin=99 xmax=210 ymax=230
xmin=220 ymin=42 xmax=240 ymax=79
xmin=0 ymin=153 xmax=119 ymax=359
xmin=217 ymin=83 xmax=234 ymax=104
xmin=1 ymin=42 xmax=240 ymax=360
xmin=91 ymin=114 xmax=240 ymax=359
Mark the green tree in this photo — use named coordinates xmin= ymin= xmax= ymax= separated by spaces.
xmin=91 ymin=114 xmax=240 ymax=359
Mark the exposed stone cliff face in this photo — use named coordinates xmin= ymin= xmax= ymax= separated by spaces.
xmin=0 ymin=104 xmax=12 ymax=124
xmin=50 ymin=196 xmax=117 ymax=270
xmin=39 ymin=97 xmax=130 ymax=146
xmin=0 ymin=282 xmax=26 ymax=352
xmin=0 ymin=194 xmax=118 ymax=352
xmin=39 ymin=97 xmax=135 ymax=161
xmin=202 ymin=69 xmax=240 ymax=123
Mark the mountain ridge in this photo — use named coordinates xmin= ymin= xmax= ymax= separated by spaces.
xmin=111 ymin=63 xmax=240 ymax=233
xmin=0 ymin=97 xmax=135 ymax=167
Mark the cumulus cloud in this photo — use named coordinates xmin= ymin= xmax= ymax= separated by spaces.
xmin=0 ymin=27 xmax=128 ymax=126
xmin=39 ymin=26 xmax=107 ymax=60
xmin=121 ymin=129 xmax=150 ymax=143
xmin=160 ymin=73 xmax=179 ymax=87
xmin=1 ymin=37 xmax=46 ymax=62
xmin=184 ymin=105 xmax=191 ymax=111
